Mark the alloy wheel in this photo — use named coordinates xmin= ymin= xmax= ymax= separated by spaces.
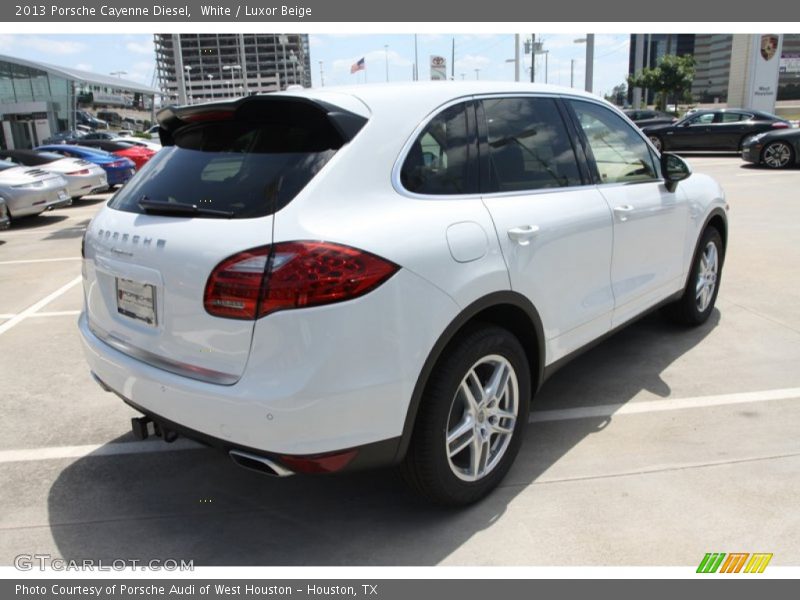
xmin=763 ymin=142 xmax=792 ymax=169
xmin=695 ymin=241 xmax=719 ymax=313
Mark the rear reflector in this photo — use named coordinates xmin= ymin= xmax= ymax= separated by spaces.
xmin=279 ymin=449 xmax=358 ymax=474
xmin=204 ymin=241 xmax=399 ymax=320
xmin=772 ymin=122 xmax=789 ymax=129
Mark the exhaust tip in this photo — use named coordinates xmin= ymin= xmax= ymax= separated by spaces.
xmin=229 ymin=449 xmax=294 ymax=478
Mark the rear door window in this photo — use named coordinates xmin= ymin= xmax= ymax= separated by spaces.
xmin=481 ymin=96 xmax=582 ymax=192
xmin=109 ymin=104 xmax=349 ymax=219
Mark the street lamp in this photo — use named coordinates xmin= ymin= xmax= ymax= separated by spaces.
xmin=222 ymin=64 xmax=241 ymax=98
xmin=474 ymin=68 xmax=480 ymax=80
xmin=319 ymin=61 xmax=325 ymax=87
xmin=384 ymin=44 xmax=389 ymax=82
xmin=184 ymin=66 xmax=192 ymax=104
xmin=207 ymin=73 xmax=214 ymax=100
xmin=109 ymin=71 xmax=127 ymax=78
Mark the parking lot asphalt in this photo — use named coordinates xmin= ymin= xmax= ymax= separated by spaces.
xmin=1 ymin=156 xmax=799 ymax=567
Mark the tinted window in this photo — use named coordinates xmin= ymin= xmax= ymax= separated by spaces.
xmin=109 ymin=109 xmax=346 ymax=219
xmin=400 ymin=102 xmax=477 ymax=195
xmin=569 ymin=100 xmax=658 ymax=185
xmin=483 ymin=97 xmax=581 ymax=192
xmin=688 ymin=113 xmax=715 ymax=125
xmin=721 ymin=112 xmax=749 ymax=123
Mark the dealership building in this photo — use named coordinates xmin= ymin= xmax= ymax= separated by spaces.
xmin=0 ymin=54 xmax=160 ymax=150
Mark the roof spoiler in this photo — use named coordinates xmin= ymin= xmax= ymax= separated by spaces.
xmin=156 ymin=95 xmax=368 ymax=146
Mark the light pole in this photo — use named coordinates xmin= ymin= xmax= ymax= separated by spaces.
xmin=278 ymin=34 xmax=289 ymax=89
xmin=319 ymin=61 xmax=325 ymax=87
xmin=384 ymin=44 xmax=389 ymax=82
xmin=474 ymin=68 xmax=480 ymax=80
xmin=184 ymin=65 xmax=192 ymax=103
xmin=109 ymin=71 xmax=127 ymax=78
xmin=570 ymin=59 xmax=575 ymax=88
xmin=289 ymin=50 xmax=298 ymax=85
xmin=574 ymin=35 xmax=594 ymax=93
xmin=207 ymin=74 xmax=214 ymax=100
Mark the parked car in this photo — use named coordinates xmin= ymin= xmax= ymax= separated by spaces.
xmin=81 ymin=131 xmax=118 ymax=141
xmin=79 ymin=83 xmax=728 ymax=505
xmin=77 ymin=110 xmax=108 ymax=130
xmin=0 ymin=150 xmax=108 ymax=199
xmin=0 ymin=159 xmax=71 ymax=221
xmin=146 ymin=125 xmax=160 ymax=140
xmin=0 ymin=197 xmax=9 ymax=230
xmin=96 ymin=111 xmax=123 ymax=126
xmin=111 ymin=137 xmax=162 ymax=152
xmin=42 ymin=129 xmax=86 ymax=145
xmin=623 ymin=109 xmax=677 ymax=128
xmin=741 ymin=127 xmax=800 ymax=169
xmin=643 ymin=108 xmax=791 ymax=152
xmin=73 ymin=139 xmax=155 ymax=170
xmin=36 ymin=144 xmax=136 ymax=187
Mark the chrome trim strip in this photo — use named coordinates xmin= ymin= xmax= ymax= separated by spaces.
xmin=87 ymin=320 xmax=240 ymax=386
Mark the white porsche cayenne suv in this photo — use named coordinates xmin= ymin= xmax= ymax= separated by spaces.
xmin=80 ymin=83 xmax=727 ymax=505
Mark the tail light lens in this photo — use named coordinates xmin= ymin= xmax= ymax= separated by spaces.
xmin=204 ymin=241 xmax=399 ymax=320
xmin=771 ymin=122 xmax=789 ymax=129
xmin=67 ymin=169 xmax=91 ymax=176
xmin=109 ymin=160 xmax=129 ymax=168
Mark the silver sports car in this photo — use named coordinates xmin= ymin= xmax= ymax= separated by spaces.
xmin=0 ymin=160 xmax=71 ymax=220
xmin=0 ymin=150 xmax=108 ymax=199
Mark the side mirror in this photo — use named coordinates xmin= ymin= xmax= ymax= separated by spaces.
xmin=661 ymin=152 xmax=691 ymax=192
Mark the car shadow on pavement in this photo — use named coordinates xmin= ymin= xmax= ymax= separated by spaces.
xmin=7 ymin=214 xmax=69 ymax=230
xmin=44 ymin=219 xmax=91 ymax=240
xmin=46 ymin=310 xmax=720 ymax=566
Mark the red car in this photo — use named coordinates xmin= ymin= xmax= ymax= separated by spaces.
xmin=73 ymin=140 xmax=155 ymax=170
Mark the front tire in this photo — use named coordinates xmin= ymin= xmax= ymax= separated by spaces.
xmin=401 ymin=325 xmax=531 ymax=505
xmin=664 ymin=227 xmax=724 ymax=326
xmin=761 ymin=141 xmax=794 ymax=169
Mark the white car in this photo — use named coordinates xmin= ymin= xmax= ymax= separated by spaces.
xmin=0 ymin=150 xmax=108 ymax=199
xmin=79 ymin=83 xmax=728 ymax=505
xmin=111 ymin=137 xmax=162 ymax=152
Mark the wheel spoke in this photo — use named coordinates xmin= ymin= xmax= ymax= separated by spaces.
xmin=485 ymin=360 xmax=510 ymax=404
xmin=447 ymin=418 xmax=475 ymax=458
xmin=491 ymin=417 xmax=516 ymax=435
xmin=470 ymin=436 xmax=490 ymax=478
xmin=461 ymin=370 xmax=482 ymax=412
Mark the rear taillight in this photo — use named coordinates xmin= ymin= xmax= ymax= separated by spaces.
xmin=67 ymin=169 xmax=91 ymax=176
xmin=204 ymin=242 xmax=399 ymax=320
xmin=109 ymin=160 xmax=128 ymax=168
xmin=771 ymin=122 xmax=789 ymax=129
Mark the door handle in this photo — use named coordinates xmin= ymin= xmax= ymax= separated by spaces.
xmin=613 ymin=205 xmax=635 ymax=222
xmin=507 ymin=225 xmax=539 ymax=246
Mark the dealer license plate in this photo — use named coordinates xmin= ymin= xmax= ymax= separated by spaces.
xmin=116 ymin=278 xmax=157 ymax=326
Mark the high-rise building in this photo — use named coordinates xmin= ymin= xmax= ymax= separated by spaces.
xmin=154 ymin=34 xmax=311 ymax=104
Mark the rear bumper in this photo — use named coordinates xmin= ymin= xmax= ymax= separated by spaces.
xmin=78 ymin=267 xmax=459 ymax=459
xmin=105 ymin=167 xmax=134 ymax=186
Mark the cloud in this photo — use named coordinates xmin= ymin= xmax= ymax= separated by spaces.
xmin=454 ymin=54 xmax=492 ymax=72
xmin=126 ymin=40 xmax=153 ymax=55
xmin=74 ymin=63 xmax=93 ymax=72
xmin=11 ymin=36 xmax=87 ymax=55
xmin=332 ymin=49 xmax=412 ymax=73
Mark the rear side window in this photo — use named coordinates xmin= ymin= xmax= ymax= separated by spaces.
xmin=109 ymin=103 xmax=347 ymax=219
xmin=400 ymin=102 xmax=477 ymax=195
xmin=482 ymin=97 xmax=582 ymax=192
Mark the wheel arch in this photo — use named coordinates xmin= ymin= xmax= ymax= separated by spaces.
xmin=394 ymin=291 xmax=545 ymax=463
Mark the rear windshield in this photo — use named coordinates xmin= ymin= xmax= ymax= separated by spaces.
xmin=109 ymin=110 xmax=345 ymax=219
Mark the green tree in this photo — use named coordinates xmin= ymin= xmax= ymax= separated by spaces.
xmin=604 ymin=82 xmax=627 ymax=106
xmin=628 ymin=54 xmax=696 ymax=111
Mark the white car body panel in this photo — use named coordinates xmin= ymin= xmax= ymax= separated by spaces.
xmin=79 ymin=82 xmax=728 ymax=460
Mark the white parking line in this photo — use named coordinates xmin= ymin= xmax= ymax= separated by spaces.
xmin=0 ymin=257 xmax=81 ymax=265
xmin=0 ymin=387 xmax=798 ymax=464
xmin=0 ymin=439 xmax=203 ymax=464
xmin=0 ymin=276 xmax=81 ymax=336
xmin=0 ymin=310 xmax=81 ymax=319
xmin=529 ymin=387 xmax=800 ymax=423
xmin=736 ymin=171 xmax=800 ymax=177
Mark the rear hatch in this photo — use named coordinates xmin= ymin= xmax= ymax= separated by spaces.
xmin=83 ymin=94 xmax=367 ymax=384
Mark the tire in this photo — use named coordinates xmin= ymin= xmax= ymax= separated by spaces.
xmin=664 ymin=227 xmax=724 ymax=326
xmin=648 ymin=135 xmax=663 ymax=152
xmin=401 ymin=325 xmax=531 ymax=506
xmin=761 ymin=141 xmax=794 ymax=169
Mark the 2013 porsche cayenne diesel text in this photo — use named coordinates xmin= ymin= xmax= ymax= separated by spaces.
xmin=79 ymin=83 xmax=728 ymax=505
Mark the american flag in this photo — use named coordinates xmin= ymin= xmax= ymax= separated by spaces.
xmin=350 ymin=57 xmax=366 ymax=74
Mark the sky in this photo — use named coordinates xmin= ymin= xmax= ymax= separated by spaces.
xmin=0 ymin=33 xmax=631 ymax=97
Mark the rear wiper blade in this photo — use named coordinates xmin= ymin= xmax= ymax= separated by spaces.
xmin=138 ymin=197 xmax=234 ymax=218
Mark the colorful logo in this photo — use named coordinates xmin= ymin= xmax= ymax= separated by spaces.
xmin=760 ymin=35 xmax=779 ymax=61
xmin=697 ymin=553 xmax=773 ymax=573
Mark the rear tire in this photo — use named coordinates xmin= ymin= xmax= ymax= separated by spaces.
xmin=401 ymin=325 xmax=531 ymax=506
xmin=664 ymin=227 xmax=724 ymax=326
